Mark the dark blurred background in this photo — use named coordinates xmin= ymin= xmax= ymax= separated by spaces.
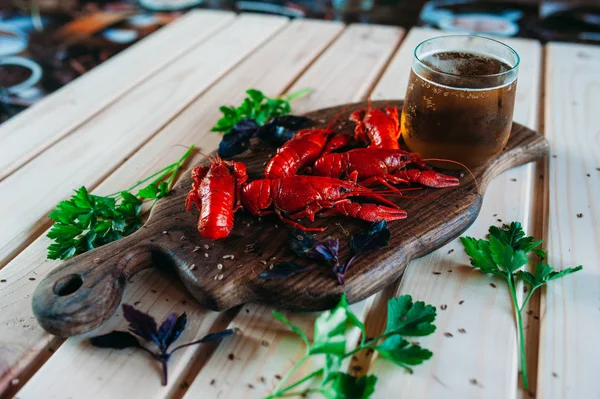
xmin=1 ymin=0 xmax=599 ymax=123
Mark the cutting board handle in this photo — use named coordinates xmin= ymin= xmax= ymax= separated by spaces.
xmin=32 ymin=236 xmax=154 ymax=336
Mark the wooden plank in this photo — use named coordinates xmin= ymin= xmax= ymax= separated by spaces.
xmin=365 ymin=28 xmax=542 ymax=399
xmin=180 ymin=24 xmax=405 ymax=399
xmin=537 ymin=42 xmax=600 ymax=399
xmin=7 ymin=19 xmax=343 ymax=398
xmin=0 ymin=14 xmax=288 ymax=270
xmin=0 ymin=10 xmax=234 ymax=182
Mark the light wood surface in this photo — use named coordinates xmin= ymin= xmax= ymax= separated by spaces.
xmin=537 ymin=42 xmax=600 ymax=399
xmin=368 ymin=28 xmax=543 ymax=399
xmin=180 ymin=24 xmax=405 ymax=399
xmin=0 ymin=12 xmax=596 ymax=399
xmin=0 ymin=11 xmax=234 ymax=182
xmin=9 ymin=18 xmax=344 ymax=399
xmin=0 ymin=14 xmax=287 ymax=270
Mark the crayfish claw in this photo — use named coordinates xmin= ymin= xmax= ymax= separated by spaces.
xmin=328 ymin=202 xmax=407 ymax=222
xmin=402 ymin=170 xmax=460 ymax=188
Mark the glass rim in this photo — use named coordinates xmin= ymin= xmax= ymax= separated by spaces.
xmin=413 ymin=35 xmax=521 ymax=79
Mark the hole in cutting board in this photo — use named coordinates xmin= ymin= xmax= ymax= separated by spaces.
xmin=54 ymin=274 xmax=83 ymax=296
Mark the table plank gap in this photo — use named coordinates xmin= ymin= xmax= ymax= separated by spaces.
xmin=179 ymin=23 xmax=405 ymax=399
xmin=0 ymin=13 xmax=289 ymax=271
xmin=537 ymin=42 xmax=600 ymax=399
xmin=5 ymin=18 xmax=343 ymax=399
xmin=0 ymin=10 xmax=235 ymax=182
xmin=363 ymin=28 xmax=542 ymax=399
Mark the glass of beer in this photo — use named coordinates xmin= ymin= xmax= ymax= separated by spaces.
xmin=401 ymin=35 xmax=519 ymax=168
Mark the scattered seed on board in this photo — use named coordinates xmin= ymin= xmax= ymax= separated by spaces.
xmin=577 ymin=213 xmax=583 ymax=218
xmin=223 ymin=255 xmax=234 ymax=260
xmin=213 ymin=275 xmax=218 ymax=280
xmin=490 ymin=283 xmax=497 ymax=288
xmin=440 ymin=304 xmax=447 ymax=310
xmin=93 ymin=258 xmax=101 ymax=264
xmin=433 ymin=272 xmax=441 ymax=275
xmin=190 ymin=264 xmax=197 ymax=271
xmin=180 ymin=236 xmax=187 ymax=241
xmin=444 ymin=332 xmax=453 ymax=338
xmin=204 ymin=244 xmax=210 ymax=250
xmin=260 ymin=260 xmax=267 ymax=265
xmin=269 ymin=264 xmax=274 ymax=269
xmin=217 ymin=264 xmax=223 ymax=270
xmin=218 ymin=274 xmax=224 ymax=280
xmin=447 ymin=249 xmax=454 ymax=254
xmin=193 ymin=246 xmax=201 ymax=252
xmin=162 ymin=230 xmax=168 ymax=234
xmin=458 ymin=328 xmax=466 ymax=333
xmin=204 ymin=253 xmax=209 ymax=258
xmin=459 ymin=300 xmax=465 ymax=305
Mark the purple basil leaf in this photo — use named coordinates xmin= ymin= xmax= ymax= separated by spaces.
xmin=338 ymin=221 xmax=391 ymax=285
xmin=218 ymin=118 xmax=259 ymax=158
xmin=157 ymin=313 xmax=177 ymax=350
xmin=349 ymin=220 xmax=390 ymax=254
xmin=122 ymin=304 xmax=158 ymax=343
xmin=257 ymin=262 xmax=312 ymax=280
xmin=164 ymin=313 xmax=187 ymax=349
xmin=255 ymin=115 xmax=313 ymax=146
xmin=198 ymin=329 xmax=237 ymax=343
xmin=307 ymin=238 xmax=340 ymax=268
xmin=89 ymin=331 xmax=141 ymax=349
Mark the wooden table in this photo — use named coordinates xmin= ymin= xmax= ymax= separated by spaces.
xmin=0 ymin=11 xmax=598 ymax=399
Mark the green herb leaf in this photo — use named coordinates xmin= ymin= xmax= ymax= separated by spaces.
xmin=516 ymin=262 xmax=583 ymax=288
xmin=46 ymin=147 xmax=194 ymax=260
xmin=311 ymin=305 xmax=348 ymax=356
xmin=272 ymin=310 xmax=311 ymax=348
xmin=489 ymin=235 xmax=528 ymax=273
xmin=385 ymin=295 xmax=437 ymax=336
xmin=375 ymin=335 xmax=432 ymax=372
xmin=460 ymin=220 xmax=583 ymax=391
xmin=459 ymin=236 xmax=504 ymax=276
xmin=323 ymin=373 xmax=377 ymax=399
xmin=211 ymin=88 xmax=310 ymax=134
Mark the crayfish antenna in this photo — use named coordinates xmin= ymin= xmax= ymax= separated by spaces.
xmin=325 ymin=103 xmax=353 ymax=131
xmin=421 ymin=158 xmax=478 ymax=193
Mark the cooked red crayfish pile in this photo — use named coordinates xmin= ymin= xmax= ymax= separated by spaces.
xmin=186 ymin=105 xmax=460 ymax=239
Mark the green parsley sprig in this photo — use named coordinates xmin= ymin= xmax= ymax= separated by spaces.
xmin=460 ymin=222 xmax=582 ymax=390
xmin=266 ymin=294 xmax=436 ymax=399
xmin=47 ymin=146 xmax=195 ymax=260
xmin=212 ymin=88 xmax=311 ymax=134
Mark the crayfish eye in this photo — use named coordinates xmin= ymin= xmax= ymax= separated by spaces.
xmin=340 ymin=187 xmax=349 ymax=193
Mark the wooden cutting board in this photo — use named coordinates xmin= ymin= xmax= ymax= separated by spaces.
xmin=32 ymin=100 xmax=549 ymax=337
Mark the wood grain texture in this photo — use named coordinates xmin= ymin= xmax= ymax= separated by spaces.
xmin=181 ymin=25 xmax=405 ymax=399
xmin=0 ymin=10 xmax=234 ymax=182
xmin=366 ymin=29 xmax=543 ymax=399
xmin=537 ymin=42 xmax=600 ymax=399
xmin=31 ymin=100 xmax=548 ymax=337
xmin=0 ymin=14 xmax=288 ymax=270
xmin=3 ymin=18 xmax=343 ymax=398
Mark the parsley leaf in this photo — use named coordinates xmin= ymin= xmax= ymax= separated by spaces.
xmin=375 ymin=336 xmax=433 ymax=372
xmin=460 ymin=221 xmax=583 ymax=390
xmin=267 ymin=294 xmax=435 ymax=399
xmin=212 ymin=88 xmax=311 ymax=134
xmin=323 ymin=373 xmax=377 ymax=399
xmin=385 ymin=295 xmax=437 ymax=336
xmin=47 ymin=146 xmax=194 ymax=260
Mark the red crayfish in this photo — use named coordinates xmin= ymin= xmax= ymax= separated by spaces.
xmin=185 ymin=156 xmax=247 ymax=239
xmin=350 ymin=105 xmax=401 ymax=149
xmin=240 ymin=175 xmax=406 ymax=232
xmin=312 ymin=148 xmax=460 ymax=190
xmin=264 ymin=110 xmax=354 ymax=179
